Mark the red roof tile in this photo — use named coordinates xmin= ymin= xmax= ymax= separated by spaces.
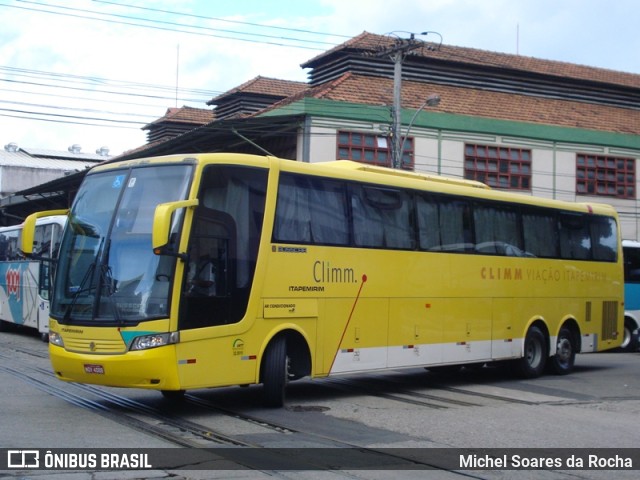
xmin=303 ymin=32 xmax=640 ymax=88
xmin=209 ymin=76 xmax=307 ymax=104
xmin=143 ymin=106 xmax=215 ymax=130
xmin=262 ymin=72 xmax=640 ymax=136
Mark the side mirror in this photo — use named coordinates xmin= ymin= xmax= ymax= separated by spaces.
xmin=152 ymin=199 xmax=198 ymax=257
xmin=21 ymin=210 xmax=69 ymax=256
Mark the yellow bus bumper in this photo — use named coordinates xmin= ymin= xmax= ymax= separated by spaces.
xmin=49 ymin=344 xmax=181 ymax=390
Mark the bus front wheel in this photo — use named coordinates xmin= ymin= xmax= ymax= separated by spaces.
xmin=513 ymin=325 xmax=548 ymax=378
xmin=261 ymin=336 xmax=288 ymax=408
xmin=161 ymin=389 xmax=185 ymax=401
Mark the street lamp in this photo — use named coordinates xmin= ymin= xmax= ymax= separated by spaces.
xmin=395 ymin=93 xmax=441 ymax=169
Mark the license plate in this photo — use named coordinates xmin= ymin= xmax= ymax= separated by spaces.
xmin=84 ymin=364 xmax=105 ymax=374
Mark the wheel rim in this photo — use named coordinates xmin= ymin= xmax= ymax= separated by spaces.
xmin=525 ymin=337 xmax=542 ymax=368
xmin=286 ymin=355 xmax=294 ymax=381
xmin=621 ymin=325 xmax=631 ymax=349
xmin=556 ymin=337 xmax=572 ymax=366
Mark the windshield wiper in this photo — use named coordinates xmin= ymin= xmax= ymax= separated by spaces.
xmin=62 ymin=237 xmax=104 ymax=323
xmin=98 ymin=238 xmax=124 ymax=325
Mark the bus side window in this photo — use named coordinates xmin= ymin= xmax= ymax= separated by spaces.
xmin=436 ymin=198 xmax=473 ymax=252
xmin=591 ymin=216 xmax=617 ymax=262
xmin=307 ymin=177 xmax=348 ymax=245
xmin=351 ymin=187 xmax=383 ymax=248
xmin=5 ymin=230 xmax=20 ymax=260
xmin=0 ymin=233 xmax=8 ymax=260
xmin=273 ymin=175 xmax=312 ymax=243
xmin=273 ymin=174 xmax=349 ymax=246
xmin=473 ymin=203 xmax=523 ymax=255
xmin=351 ymin=185 xmax=413 ymax=249
xmin=624 ymin=246 xmax=640 ymax=282
xmin=559 ymin=213 xmax=591 ymax=260
xmin=34 ymin=224 xmax=54 ymax=257
xmin=416 ymin=194 xmax=440 ymax=250
xmin=522 ymin=209 xmax=559 ymax=258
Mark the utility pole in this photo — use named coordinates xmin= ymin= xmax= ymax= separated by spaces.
xmin=375 ymin=33 xmax=425 ymax=168
xmin=391 ymin=50 xmax=404 ymax=169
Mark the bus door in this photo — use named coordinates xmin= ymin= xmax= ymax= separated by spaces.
xmin=37 ymin=261 xmax=51 ymax=337
xmin=181 ymin=207 xmax=237 ymax=329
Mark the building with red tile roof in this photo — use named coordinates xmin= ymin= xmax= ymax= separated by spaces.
xmin=12 ymin=32 xmax=640 ymax=237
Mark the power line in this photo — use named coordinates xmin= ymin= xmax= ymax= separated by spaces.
xmin=0 ymin=85 xmax=194 ymax=111
xmin=0 ymin=99 xmax=155 ymax=120
xmin=0 ymin=0 xmax=351 ymax=139
xmin=0 ymin=65 xmax=219 ymax=98
xmin=0 ymin=108 xmax=144 ymax=126
xmin=10 ymin=0 xmax=337 ymax=51
xmin=0 ymin=112 xmax=141 ymax=129
xmin=93 ymin=0 xmax=352 ymax=40
xmin=0 ymin=77 xmax=202 ymax=103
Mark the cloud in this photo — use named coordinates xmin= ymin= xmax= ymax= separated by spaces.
xmin=0 ymin=0 xmax=637 ymax=156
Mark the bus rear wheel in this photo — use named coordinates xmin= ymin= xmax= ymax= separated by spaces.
xmin=548 ymin=326 xmax=576 ymax=375
xmin=513 ymin=325 xmax=548 ymax=378
xmin=261 ymin=336 xmax=288 ymax=408
xmin=619 ymin=318 xmax=639 ymax=352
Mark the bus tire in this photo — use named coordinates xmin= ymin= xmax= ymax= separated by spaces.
xmin=619 ymin=318 xmax=639 ymax=352
xmin=161 ymin=389 xmax=185 ymax=401
xmin=513 ymin=325 xmax=547 ymax=378
xmin=548 ymin=326 xmax=576 ymax=375
xmin=425 ymin=365 xmax=463 ymax=374
xmin=262 ymin=336 xmax=287 ymax=408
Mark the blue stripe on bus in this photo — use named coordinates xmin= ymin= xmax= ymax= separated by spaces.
xmin=624 ymin=283 xmax=640 ymax=311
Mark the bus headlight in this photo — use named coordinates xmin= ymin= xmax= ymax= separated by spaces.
xmin=129 ymin=332 xmax=180 ymax=351
xmin=49 ymin=331 xmax=64 ymax=347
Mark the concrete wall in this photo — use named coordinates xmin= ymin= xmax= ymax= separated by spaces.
xmin=0 ymin=166 xmax=70 ymax=197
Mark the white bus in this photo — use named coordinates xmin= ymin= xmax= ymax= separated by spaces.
xmin=0 ymin=215 xmax=66 ymax=341
xmin=622 ymin=239 xmax=640 ymax=351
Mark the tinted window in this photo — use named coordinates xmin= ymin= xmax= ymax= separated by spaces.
xmin=274 ymin=174 xmax=348 ymax=245
xmin=351 ymin=185 xmax=413 ymax=249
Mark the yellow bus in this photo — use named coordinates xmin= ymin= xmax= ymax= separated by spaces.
xmin=22 ymin=153 xmax=623 ymax=407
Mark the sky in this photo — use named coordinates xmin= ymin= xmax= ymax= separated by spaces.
xmin=0 ymin=0 xmax=638 ymax=156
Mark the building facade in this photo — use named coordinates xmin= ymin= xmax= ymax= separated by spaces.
xmin=119 ymin=32 xmax=640 ymax=239
xmin=0 ymin=143 xmax=109 ymax=224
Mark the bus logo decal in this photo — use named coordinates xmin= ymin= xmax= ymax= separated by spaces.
xmin=232 ymin=338 xmax=245 ymax=356
xmin=313 ymin=260 xmax=357 ymax=284
xmin=6 ymin=266 xmax=20 ymax=300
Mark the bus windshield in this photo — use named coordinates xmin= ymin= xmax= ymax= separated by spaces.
xmin=51 ymin=164 xmax=193 ymax=324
